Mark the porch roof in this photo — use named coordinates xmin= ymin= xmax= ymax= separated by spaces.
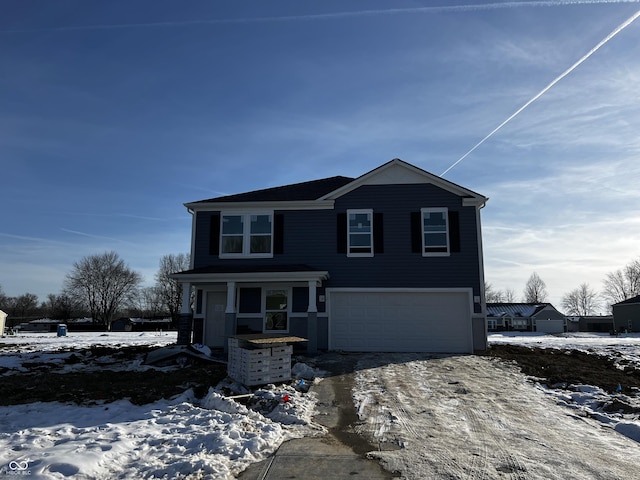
xmin=170 ymin=264 xmax=329 ymax=284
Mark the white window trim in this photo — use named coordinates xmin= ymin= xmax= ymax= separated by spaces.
xmin=220 ymin=211 xmax=274 ymax=259
xmin=421 ymin=207 xmax=450 ymax=257
xmin=347 ymin=208 xmax=374 ymax=257
xmin=263 ymin=287 xmax=291 ymax=333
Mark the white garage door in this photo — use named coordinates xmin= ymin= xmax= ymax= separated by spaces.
xmin=329 ymin=290 xmax=472 ymax=353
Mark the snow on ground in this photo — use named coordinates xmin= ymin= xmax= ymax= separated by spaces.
xmin=3 ymin=331 xmax=640 ymax=479
xmin=0 ymin=331 xmax=176 ymax=374
xmin=0 ymin=331 xmax=176 ymax=353
xmin=351 ymin=333 xmax=640 ymax=479
xmin=489 ymin=332 xmax=640 ymax=443
xmin=489 ymin=331 xmax=640 ymax=369
xmin=0 ymin=332 xmax=324 ymax=479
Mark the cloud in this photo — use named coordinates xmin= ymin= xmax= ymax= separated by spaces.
xmin=481 ymin=156 xmax=640 ymax=307
xmin=3 ymin=1 xmax=639 ymax=33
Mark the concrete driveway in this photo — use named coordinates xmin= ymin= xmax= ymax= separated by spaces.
xmin=239 ymin=352 xmax=640 ymax=479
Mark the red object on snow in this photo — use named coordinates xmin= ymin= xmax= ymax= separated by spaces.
xmin=282 ymin=394 xmax=290 ymax=403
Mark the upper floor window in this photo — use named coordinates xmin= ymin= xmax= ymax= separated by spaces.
xmin=421 ymin=207 xmax=449 ymax=256
xmin=221 ymin=213 xmax=273 ymax=257
xmin=347 ymin=209 xmax=373 ymax=257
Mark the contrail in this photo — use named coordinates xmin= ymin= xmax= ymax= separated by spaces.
xmin=2 ymin=1 xmax=639 ymax=33
xmin=440 ymin=9 xmax=640 ymax=176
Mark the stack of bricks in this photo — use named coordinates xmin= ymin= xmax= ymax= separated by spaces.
xmin=228 ymin=338 xmax=293 ymax=386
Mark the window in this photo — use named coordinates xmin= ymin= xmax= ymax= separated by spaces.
xmin=347 ymin=209 xmax=373 ymax=256
xmin=421 ymin=208 xmax=449 ymax=256
xmin=220 ymin=213 xmax=273 ymax=257
xmin=265 ymin=289 xmax=288 ymax=332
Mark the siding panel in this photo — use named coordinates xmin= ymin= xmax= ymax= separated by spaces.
xmin=192 ymin=184 xmax=482 ymax=297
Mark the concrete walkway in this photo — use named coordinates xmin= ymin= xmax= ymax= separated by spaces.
xmin=237 ymin=354 xmax=396 ymax=480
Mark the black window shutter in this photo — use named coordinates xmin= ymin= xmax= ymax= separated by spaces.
xmin=373 ymin=212 xmax=384 ymax=254
xmin=337 ymin=213 xmax=347 ymax=253
xmin=449 ymin=210 xmax=461 ymax=253
xmin=410 ymin=212 xmax=422 ymax=253
xmin=209 ymin=213 xmax=220 ymax=255
xmin=274 ymin=214 xmax=284 ymax=254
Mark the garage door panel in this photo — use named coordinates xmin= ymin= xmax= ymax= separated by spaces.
xmin=329 ymin=290 xmax=472 ymax=353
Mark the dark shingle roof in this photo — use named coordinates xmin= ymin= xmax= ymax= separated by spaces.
xmin=613 ymin=295 xmax=640 ymax=306
xmin=486 ymin=303 xmax=555 ymax=317
xmin=192 ymin=176 xmax=354 ymax=204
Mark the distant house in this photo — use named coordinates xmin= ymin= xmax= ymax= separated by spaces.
xmin=112 ymin=317 xmax=173 ymax=332
xmin=111 ymin=317 xmax=134 ymax=332
xmin=19 ymin=318 xmax=59 ymax=332
xmin=566 ymin=315 xmax=614 ymax=333
xmin=172 ymin=158 xmax=489 ymax=354
xmin=612 ymin=295 xmax=640 ymax=332
xmin=487 ymin=303 xmax=565 ymax=333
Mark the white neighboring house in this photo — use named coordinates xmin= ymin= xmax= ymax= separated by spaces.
xmin=0 ymin=310 xmax=7 ymax=336
xmin=486 ymin=303 xmax=566 ymax=332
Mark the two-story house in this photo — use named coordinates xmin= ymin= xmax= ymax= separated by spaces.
xmin=172 ymin=159 xmax=488 ymax=353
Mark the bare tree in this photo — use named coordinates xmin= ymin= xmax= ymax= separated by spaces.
xmin=485 ymin=282 xmax=503 ymax=303
xmin=602 ymin=259 xmax=640 ymax=307
xmin=0 ymin=284 xmax=7 ymax=310
xmin=11 ymin=293 xmax=39 ymax=320
xmin=131 ymin=286 xmax=165 ymax=318
xmin=45 ymin=293 xmax=85 ymax=320
xmin=523 ymin=272 xmax=548 ymax=303
xmin=64 ymin=251 xmax=142 ymax=330
xmin=562 ymin=283 xmax=600 ymax=316
xmin=485 ymin=283 xmax=518 ymax=303
xmin=155 ymin=253 xmax=190 ymax=321
xmin=503 ymin=288 xmax=517 ymax=302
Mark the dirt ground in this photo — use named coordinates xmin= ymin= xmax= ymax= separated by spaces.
xmin=0 ymin=345 xmax=227 ymax=406
xmin=485 ymin=344 xmax=640 ymax=394
xmin=2 ymin=343 xmax=639 ymax=407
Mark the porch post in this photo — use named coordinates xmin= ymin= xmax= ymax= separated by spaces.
xmin=180 ymin=282 xmax=191 ymax=314
xmin=307 ymin=281 xmax=318 ymax=354
xmin=224 ymin=281 xmax=236 ymax=353
xmin=177 ymin=282 xmax=192 ymax=345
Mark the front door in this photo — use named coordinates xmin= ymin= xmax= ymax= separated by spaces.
xmin=205 ymin=291 xmax=226 ymax=348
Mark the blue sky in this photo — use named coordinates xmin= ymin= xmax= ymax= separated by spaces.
xmin=1 ymin=0 xmax=639 ymax=309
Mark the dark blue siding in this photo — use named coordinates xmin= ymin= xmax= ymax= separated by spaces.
xmin=238 ymin=288 xmax=261 ymax=313
xmin=193 ymin=183 xmax=482 ymax=297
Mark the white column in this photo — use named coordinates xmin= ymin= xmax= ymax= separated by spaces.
xmin=225 ymin=281 xmax=236 ymax=314
xmin=307 ymin=280 xmax=317 ymax=313
xmin=180 ymin=282 xmax=191 ymax=314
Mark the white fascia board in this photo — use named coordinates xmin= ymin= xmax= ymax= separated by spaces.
xmin=320 ymin=158 xmax=487 ymax=204
xmin=171 ymin=270 xmax=330 ymax=285
xmin=184 ymin=200 xmax=335 ymax=212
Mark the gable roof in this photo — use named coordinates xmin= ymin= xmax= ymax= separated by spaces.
xmin=185 ymin=158 xmax=487 ymax=210
xmin=613 ymin=295 xmax=640 ymax=306
xmin=320 ymin=158 xmax=487 ymax=206
xmin=486 ymin=303 xmax=562 ymax=318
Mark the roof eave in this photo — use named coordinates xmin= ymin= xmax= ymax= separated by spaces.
xmin=184 ymin=199 xmax=335 ymax=212
xmin=170 ymin=270 xmax=330 ymax=284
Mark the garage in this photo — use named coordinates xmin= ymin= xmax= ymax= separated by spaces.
xmin=328 ymin=289 xmax=473 ymax=353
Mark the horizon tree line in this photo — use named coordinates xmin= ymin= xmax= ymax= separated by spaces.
xmin=2 ymin=254 xmax=640 ymax=326
xmin=486 ymin=258 xmax=640 ymax=316
xmin=0 ymin=252 xmax=189 ymax=330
